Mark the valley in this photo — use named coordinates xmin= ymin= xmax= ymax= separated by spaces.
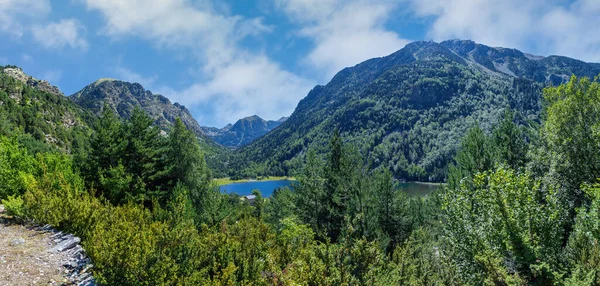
xmin=2 ymin=38 xmax=600 ymax=285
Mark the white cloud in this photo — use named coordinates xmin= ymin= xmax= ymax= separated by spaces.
xmin=173 ymin=55 xmax=314 ymax=125
xmin=85 ymin=0 xmax=314 ymax=126
xmin=409 ymin=0 xmax=600 ymax=62
xmin=31 ymin=19 xmax=89 ymax=51
xmin=0 ymin=0 xmax=50 ymax=37
xmin=276 ymin=0 xmax=410 ymax=79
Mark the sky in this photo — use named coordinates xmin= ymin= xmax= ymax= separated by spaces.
xmin=1 ymin=0 xmax=600 ymax=127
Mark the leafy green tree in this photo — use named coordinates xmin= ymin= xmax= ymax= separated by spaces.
xmin=543 ymin=75 xmax=600 ymax=205
xmin=443 ymin=168 xmax=567 ymax=284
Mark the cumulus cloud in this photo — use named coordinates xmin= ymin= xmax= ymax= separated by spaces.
xmin=276 ymin=0 xmax=410 ymax=79
xmin=84 ymin=0 xmax=314 ymax=126
xmin=0 ymin=0 xmax=50 ymax=37
xmin=31 ymin=19 xmax=89 ymax=51
xmin=409 ymin=0 xmax=600 ymax=62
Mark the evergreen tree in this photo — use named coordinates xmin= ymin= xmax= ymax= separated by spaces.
xmin=163 ymin=118 xmax=212 ymax=220
xmin=493 ymin=110 xmax=527 ymax=170
xmin=251 ymin=189 xmax=263 ymax=220
xmin=295 ymin=149 xmax=325 ymax=235
xmin=448 ymin=125 xmax=494 ymax=189
xmin=123 ymin=107 xmax=164 ymax=200
xmin=324 ymin=128 xmax=347 ymax=241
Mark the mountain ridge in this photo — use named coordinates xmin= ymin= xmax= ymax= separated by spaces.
xmin=201 ymin=115 xmax=288 ymax=148
xmin=231 ymin=39 xmax=600 ymax=180
xmin=70 ymin=79 xmax=207 ymax=138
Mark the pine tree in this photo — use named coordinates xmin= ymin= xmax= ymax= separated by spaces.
xmin=493 ymin=110 xmax=527 ymax=170
xmin=162 ymin=118 xmax=212 ymax=219
xmin=295 ymin=149 xmax=325 ymax=235
xmin=324 ymin=128 xmax=347 ymax=242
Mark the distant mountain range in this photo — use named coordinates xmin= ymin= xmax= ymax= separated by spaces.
xmin=201 ymin=115 xmax=287 ymax=148
xmin=231 ymin=40 xmax=600 ymax=180
xmin=3 ymin=39 xmax=600 ymax=181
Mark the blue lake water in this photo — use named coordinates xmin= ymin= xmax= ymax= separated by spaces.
xmin=219 ymin=180 xmax=294 ymax=197
xmin=220 ymin=180 xmax=440 ymax=197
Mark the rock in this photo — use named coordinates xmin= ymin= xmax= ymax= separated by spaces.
xmin=9 ymin=237 xmax=25 ymax=246
xmin=50 ymin=237 xmax=81 ymax=253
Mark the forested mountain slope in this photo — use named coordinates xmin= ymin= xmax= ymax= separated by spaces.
xmin=201 ymin=115 xmax=287 ymax=148
xmin=69 ymin=79 xmax=232 ymax=176
xmin=70 ymin=79 xmax=206 ymax=138
xmin=0 ymin=66 xmax=93 ymax=152
xmin=232 ymin=40 xmax=600 ymax=181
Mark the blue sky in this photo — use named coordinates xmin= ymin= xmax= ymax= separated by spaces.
xmin=1 ymin=0 xmax=599 ymax=127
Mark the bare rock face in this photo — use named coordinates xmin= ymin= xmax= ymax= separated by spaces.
xmin=1 ymin=67 xmax=64 ymax=96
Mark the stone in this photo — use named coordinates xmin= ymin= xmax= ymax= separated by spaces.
xmin=9 ymin=237 xmax=25 ymax=246
xmin=50 ymin=237 xmax=81 ymax=253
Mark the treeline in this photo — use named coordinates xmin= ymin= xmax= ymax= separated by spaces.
xmin=1 ymin=75 xmax=600 ymax=285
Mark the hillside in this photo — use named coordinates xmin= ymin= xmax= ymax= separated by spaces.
xmin=70 ymin=79 xmax=206 ymax=138
xmin=202 ymin=115 xmax=287 ymax=148
xmin=69 ymin=79 xmax=232 ymax=176
xmin=0 ymin=66 xmax=93 ymax=152
xmin=232 ymin=40 xmax=600 ymax=181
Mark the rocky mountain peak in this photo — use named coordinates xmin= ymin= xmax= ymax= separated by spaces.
xmin=0 ymin=66 xmax=63 ymax=96
xmin=70 ymin=79 xmax=206 ymax=137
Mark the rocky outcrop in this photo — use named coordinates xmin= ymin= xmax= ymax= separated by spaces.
xmin=1 ymin=66 xmax=64 ymax=96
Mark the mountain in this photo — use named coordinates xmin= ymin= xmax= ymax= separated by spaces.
xmin=202 ymin=115 xmax=288 ymax=148
xmin=69 ymin=79 xmax=232 ymax=176
xmin=70 ymin=79 xmax=207 ymax=138
xmin=0 ymin=66 xmax=92 ymax=151
xmin=232 ymin=40 xmax=600 ymax=181
xmin=1 ymin=66 xmax=64 ymax=97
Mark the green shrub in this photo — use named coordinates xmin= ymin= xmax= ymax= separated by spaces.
xmin=1 ymin=195 xmax=24 ymax=218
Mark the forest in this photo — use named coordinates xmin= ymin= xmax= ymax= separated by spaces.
xmin=1 ymin=71 xmax=600 ymax=285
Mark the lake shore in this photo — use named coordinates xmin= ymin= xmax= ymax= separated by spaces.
xmin=403 ymin=181 xmax=446 ymax=186
xmin=213 ymin=176 xmax=296 ymax=186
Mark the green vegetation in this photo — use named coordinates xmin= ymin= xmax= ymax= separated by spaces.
xmin=231 ymin=40 xmax=600 ymax=182
xmin=2 ymin=64 xmax=600 ymax=284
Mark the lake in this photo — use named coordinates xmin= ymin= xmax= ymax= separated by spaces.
xmin=220 ymin=180 xmax=295 ymax=197
xmin=398 ymin=182 xmax=441 ymax=197
xmin=220 ymin=180 xmax=441 ymax=197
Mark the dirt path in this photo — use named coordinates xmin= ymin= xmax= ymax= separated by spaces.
xmin=0 ymin=205 xmax=95 ymax=286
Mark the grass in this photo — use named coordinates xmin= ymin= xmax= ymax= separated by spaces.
xmin=213 ymin=176 xmax=296 ymax=186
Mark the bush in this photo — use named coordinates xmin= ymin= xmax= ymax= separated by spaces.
xmin=1 ymin=195 xmax=24 ymax=218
